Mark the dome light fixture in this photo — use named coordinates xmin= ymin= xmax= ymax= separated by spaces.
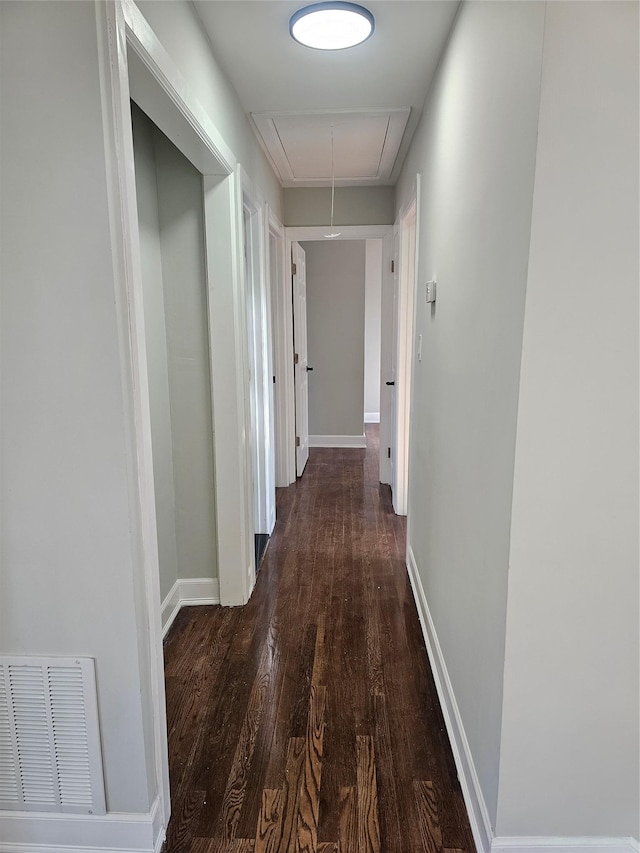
xmin=289 ymin=2 xmax=375 ymax=51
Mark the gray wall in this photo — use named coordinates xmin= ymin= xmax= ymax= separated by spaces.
xmin=497 ymin=1 xmax=639 ymax=837
xmin=303 ymin=241 xmax=366 ymax=438
xmin=0 ymin=1 xmax=153 ymax=812
xmin=153 ymin=126 xmax=218 ymax=588
xmin=132 ymin=105 xmax=218 ymax=600
xmin=396 ymin=0 xmax=546 ymax=828
xmin=399 ymin=0 xmax=639 ymax=839
xmin=284 ymin=186 xmax=395 ymax=226
xmin=132 ymin=105 xmax=180 ymax=603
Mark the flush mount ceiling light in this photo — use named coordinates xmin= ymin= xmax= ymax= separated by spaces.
xmin=289 ymin=2 xmax=375 ymax=50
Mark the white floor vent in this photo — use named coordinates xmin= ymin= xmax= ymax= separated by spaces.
xmin=0 ymin=656 xmax=106 ymax=815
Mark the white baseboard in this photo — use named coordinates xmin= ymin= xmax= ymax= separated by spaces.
xmin=406 ymin=545 xmax=493 ymax=853
xmin=364 ymin=412 xmax=380 ymax=423
xmin=492 ymin=838 xmax=640 ymax=853
xmin=309 ymin=434 xmax=367 ymax=448
xmin=0 ymin=795 xmax=165 ymax=852
xmin=161 ymin=577 xmax=220 ymax=637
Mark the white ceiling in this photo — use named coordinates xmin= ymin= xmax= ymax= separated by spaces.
xmin=193 ymin=1 xmax=460 ymax=187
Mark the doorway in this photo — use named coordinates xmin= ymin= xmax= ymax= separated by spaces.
xmin=102 ymin=2 xmax=264 ymax=832
xmin=300 ymin=238 xmax=368 ymax=451
xmin=280 ymin=227 xmax=393 ymax=490
xmin=131 ymin=103 xmax=218 ymax=625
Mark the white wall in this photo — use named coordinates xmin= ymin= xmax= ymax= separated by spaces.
xmin=364 ymin=240 xmax=382 ymax=420
xmin=302 ymin=240 xmax=366 ymax=439
xmin=0 ymin=1 xmax=153 ymax=813
xmin=497 ymin=1 xmax=639 ymax=838
xmin=132 ymin=104 xmax=180 ymax=604
xmin=284 ymin=186 xmax=395 ymax=227
xmin=397 ymin=0 xmax=546 ymax=829
xmin=136 ymin=0 xmax=282 ymax=219
xmin=153 ymin=126 xmax=218 ymax=588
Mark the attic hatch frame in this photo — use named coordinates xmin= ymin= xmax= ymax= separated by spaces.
xmin=97 ymin=0 xmax=262 ymax=837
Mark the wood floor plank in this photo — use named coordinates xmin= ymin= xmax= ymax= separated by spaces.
xmin=356 ymin=736 xmax=381 ymax=853
xmin=163 ymin=425 xmax=475 ymax=853
xmin=413 ymin=781 xmax=443 ymax=853
xmin=272 ymin=737 xmax=306 ymax=853
xmin=371 ymin=691 xmax=403 ymax=853
xmin=338 ymin=786 xmax=357 ymax=853
xmin=254 ymin=788 xmax=282 ymax=853
xmin=293 ymin=684 xmax=326 ymax=853
xmin=212 ymin=622 xmax=278 ymax=846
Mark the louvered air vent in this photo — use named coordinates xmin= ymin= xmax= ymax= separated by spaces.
xmin=0 ymin=657 xmax=106 ymax=814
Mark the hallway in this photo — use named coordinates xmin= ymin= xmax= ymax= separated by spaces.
xmin=162 ymin=426 xmax=475 ymax=853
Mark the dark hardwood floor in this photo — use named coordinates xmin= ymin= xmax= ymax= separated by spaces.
xmin=162 ymin=425 xmax=475 ymax=853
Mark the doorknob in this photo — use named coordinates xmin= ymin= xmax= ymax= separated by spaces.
xmin=306 ymin=366 xmax=314 ymax=372
xmin=386 ymin=381 xmax=395 ymax=386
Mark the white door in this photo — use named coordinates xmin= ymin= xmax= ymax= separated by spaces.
xmin=388 ymin=229 xmax=400 ymax=497
xmin=392 ymin=198 xmax=417 ymax=516
xmin=292 ymin=242 xmax=309 ymax=476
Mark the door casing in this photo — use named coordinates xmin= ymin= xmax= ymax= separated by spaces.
xmin=281 ymin=227 xmax=393 ymax=488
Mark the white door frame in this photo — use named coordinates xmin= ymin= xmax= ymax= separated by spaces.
xmin=267 ymin=209 xmax=294 ymax=488
xmin=98 ymin=0 xmax=255 ymax=832
xmin=283 ymin=226 xmax=393 ymax=480
xmin=241 ymin=167 xmax=276 ymax=540
xmin=379 ymin=228 xmax=396 ymax=486
xmin=392 ymin=176 xmax=421 ymax=516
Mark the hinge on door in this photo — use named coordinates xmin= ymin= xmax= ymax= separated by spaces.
xmin=273 ymin=375 xmax=276 ymax=384
xmin=294 ymin=352 xmax=299 ymax=365
xmin=292 ymin=262 xmax=297 ymax=275
xmin=296 ymin=436 xmax=301 ymax=447
xmin=387 ymin=447 xmax=391 ymax=459
xmin=391 ymin=260 xmax=395 ymax=273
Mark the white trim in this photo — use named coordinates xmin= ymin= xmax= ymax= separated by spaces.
xmin=122 ymin=0 xmax=234 ymax=176
xmin=364 ymin=412 xmax=380 ymax=423
xmin=267 ymin=209 xmax=296 ymax=487
xmin=406 ymin=545 xmax=493 ymax=853
xmin=160 ymin=578 xmax=221 ymax=637
xmin=378 ymin=230 xmax=395 ymax=485
xmin=241 ymin=167 xmax=275 ymax=542
xmin=203 ymin=171 xmax=254 ymax=606
xmin=0 ymin=795 xmax=164 ymax=853
xmin=492 ymin=839 xmax=640 ymax=853
xmin=392 ymin=177 xmax=420 ymax=516
xmin=280 ymin=225 xmax=393 ymax=487
xmin=96 ymin=1 xmax=171 ymax=832
xmin=309 ymin=434 xmax=367 ymax=448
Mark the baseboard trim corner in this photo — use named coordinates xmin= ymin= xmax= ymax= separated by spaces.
xmin=161 ymin=577 xmax=220 ymax=637
xmin=309 ymin=434 xmax=367 ymax=449
xmin=0 ymin=795 xmax=164 ymax=853
xmin=406 ymin=545 xmax=493 ymax=853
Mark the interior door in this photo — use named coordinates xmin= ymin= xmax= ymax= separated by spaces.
xmin=292 ymin=242 xmax=309 ymax=476
xmin=388 ymin=229 xmax=400 ymax=498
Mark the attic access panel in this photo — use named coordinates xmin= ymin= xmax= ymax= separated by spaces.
xmin=251 ymin=109 xmax=410 ymax=186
